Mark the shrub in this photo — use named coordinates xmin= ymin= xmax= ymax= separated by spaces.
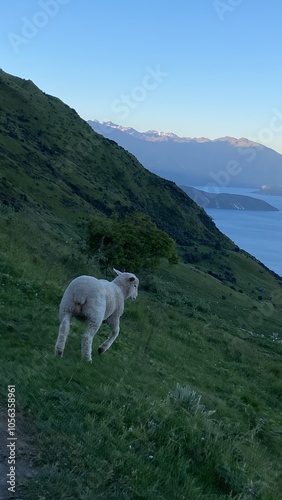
xmin=86 ymin=212 xmax=178 ymax=273
xmin=169 ymin=383 xmax=216 ymax=417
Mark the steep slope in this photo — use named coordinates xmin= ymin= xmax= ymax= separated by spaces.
xmin=0 ymin=69 xmax=226 ymax=248
xmin=1 ymin=70 xmax=282 ymax=499
xmin=89 ymin=120 xmax=282 ymax=188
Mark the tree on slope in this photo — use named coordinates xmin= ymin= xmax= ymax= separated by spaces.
xmin=86 ymin=213 xmax=178 ymax=273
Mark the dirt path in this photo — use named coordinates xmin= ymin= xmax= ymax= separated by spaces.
xmin=0 ymin=414 xmax=38 ymax=500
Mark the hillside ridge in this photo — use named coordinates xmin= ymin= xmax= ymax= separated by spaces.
xmin=0 ymin=69 xmax=227 ymax=249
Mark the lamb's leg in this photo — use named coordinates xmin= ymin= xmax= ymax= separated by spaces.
xmin=98 ymin=316 xmax=120 ymax=354
xmin=81 ymin=321 xmax=102 ymax=362
xmin=55 ymin=313 xmax=71 ymax=357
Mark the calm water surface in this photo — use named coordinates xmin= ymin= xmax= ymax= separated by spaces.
xmin=197 ymin=187 xmax=282 ymax=277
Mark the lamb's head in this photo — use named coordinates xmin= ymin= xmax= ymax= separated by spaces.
xmin=113 ymin=268 xmax=139 ymax=300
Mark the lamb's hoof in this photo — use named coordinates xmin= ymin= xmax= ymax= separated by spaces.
xmin=55 ymin=349 xmax=63 ymax=357
xmin=81 ymin=352 xmax=92 ymax=362
xmin=98 ymin=346 xmax=104 ymax=355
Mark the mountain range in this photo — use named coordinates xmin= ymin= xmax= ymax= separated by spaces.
xmin=89 ymin=120 xmax=282 ymax=189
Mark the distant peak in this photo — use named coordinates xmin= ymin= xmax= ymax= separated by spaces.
xmin=89 ymin=120 xmax=263 ymax=148
xmin=145 ymin=130 xmax=178 ymax=137
xmin=213 ymin=136 xmax=262 ymax=148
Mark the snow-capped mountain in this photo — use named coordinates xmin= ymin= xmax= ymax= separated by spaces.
xmin=89 ymin=120 xmax=182 ymax=141
xmin=88 ymin=120 xmax=282 ymax=188
xmin=89 ymin=120 xmax=260 ymax=145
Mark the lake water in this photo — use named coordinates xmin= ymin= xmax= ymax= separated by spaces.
xmin=195 ymin=187 xmax=282 ymax=277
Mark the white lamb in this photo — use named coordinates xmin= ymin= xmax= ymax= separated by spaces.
xmin=55 ymin=268 xmax=139 ymax=362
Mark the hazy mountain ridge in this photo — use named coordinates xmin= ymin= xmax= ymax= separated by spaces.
xmin=90 ymin=121 xmax=260 ymax=146
xmin=254 ymin=185 xmax=282 ymax=196
xmin=89 ymin=120 xmax=282 ymax=188
xmin=181 ymin=186 xmax=279 ymax=211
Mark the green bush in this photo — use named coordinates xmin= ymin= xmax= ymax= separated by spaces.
xmin=86 ymin=212 xmax=178 ymax=273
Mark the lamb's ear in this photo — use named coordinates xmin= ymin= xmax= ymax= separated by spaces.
xmin=113 ymin=268 xmax=122 ymax=276
xmin=129 ymin=276 xmax=135 ymax=282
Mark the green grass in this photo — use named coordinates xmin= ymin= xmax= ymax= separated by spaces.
xmin=1 ymin=205 xmax=282 ymax=499
xmin=0 ymin=69 xmax=282 ymax=499
xmin=0 ymin=68 xmax=228 ymax=249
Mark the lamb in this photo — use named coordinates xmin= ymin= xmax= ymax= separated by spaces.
xmin=55 ymin=268 xmax=139 ymax=362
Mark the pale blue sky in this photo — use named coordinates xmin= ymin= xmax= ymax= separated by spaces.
xmin=1 ymin=0 xmax=282 ymax=154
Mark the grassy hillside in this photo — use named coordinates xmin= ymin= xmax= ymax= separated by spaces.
xmin=0 ymin=70 xmax=282 ymax=499
xmin=0 ymin=69 xmax=227 ymax=248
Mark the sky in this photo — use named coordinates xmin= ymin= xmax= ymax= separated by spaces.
xmin=1 ymin=0 xmax=282 ymax=154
